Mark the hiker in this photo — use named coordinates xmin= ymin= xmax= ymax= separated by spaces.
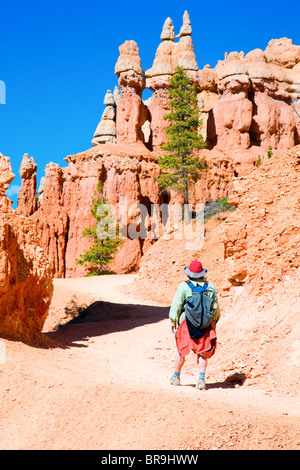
xmin=169 ymin=260 xmax=220 ymax=390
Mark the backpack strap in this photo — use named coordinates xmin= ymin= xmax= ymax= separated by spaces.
xmin=207 ymin=286 xmax=216 ymax=298
xmin=186 ymin=281 xmax=208 ymax=292
xmin=186 ymin=280 xmax=216 ymax=299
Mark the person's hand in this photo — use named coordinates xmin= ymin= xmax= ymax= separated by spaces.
xmin=171 ymin=325 xmax=176 ymax=334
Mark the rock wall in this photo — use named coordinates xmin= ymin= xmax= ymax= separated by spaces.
xmin=25 ymin=145 xmax=162 ymax=278
xmin=224 ymin=145 xmax=300 ymax=293
xmin=15 ymin=12 xmax=300 ymax=278
xmin=0 ymin=153 xmax=53 ymax=342
xmin=17 ymin=143 xmax=237 ymax=278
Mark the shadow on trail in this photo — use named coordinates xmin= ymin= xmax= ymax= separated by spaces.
xmin=206 ymin=381 xmax=237 ymax=390
xmin=45 ymin=301 xmax=169 ymax=348
xmin=181 ymin=381 xmax=237 ymax=390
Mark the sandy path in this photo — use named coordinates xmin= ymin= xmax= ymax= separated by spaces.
xmin=0 ymin=275 xmax=299 ymax=450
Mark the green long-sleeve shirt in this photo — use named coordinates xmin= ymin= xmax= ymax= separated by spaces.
xmin=169 ymin=279 xmax=220 ymax=328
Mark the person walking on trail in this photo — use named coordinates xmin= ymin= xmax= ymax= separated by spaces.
xmin=169 ymin=260 xmax=220 ymax=390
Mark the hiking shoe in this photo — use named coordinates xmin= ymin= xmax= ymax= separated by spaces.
xmin=170 ymin=374 xmax=180 ymax=386
xmin=195 ymin=378 xmax=206 ymax=390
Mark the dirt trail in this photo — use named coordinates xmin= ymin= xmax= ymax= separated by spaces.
xmin=0 ymin=275 xmax=299 ymax=450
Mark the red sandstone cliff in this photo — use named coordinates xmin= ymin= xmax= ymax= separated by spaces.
xmin=0 ymin=153 xmax=53 ymax=342
xmin=16 ymin=11 xmax=300 ymax=278
xmin=17 ymin=143 xmax=239 ymax=278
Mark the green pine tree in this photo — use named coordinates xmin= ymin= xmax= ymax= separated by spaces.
xmin=76 ymin=182 xmax=122 ymax=276
xmin=157 ymin=66 xmax=207 ymax=214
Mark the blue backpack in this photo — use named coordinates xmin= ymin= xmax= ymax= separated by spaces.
xmin=184 ymin=281 xmax=215 ymax=338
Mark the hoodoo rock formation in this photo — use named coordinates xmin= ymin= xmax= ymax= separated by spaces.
xmin=92 ymin=14 xmax=300 ymax=154
xmin=0 ymin=154 xmax=53 ymax=342
xmin=92 ymin=89 xmax=118 ymax=145
xmin=144 ymin=12 xmax=199 ymax=148
xmin=15 ymin=11 xmax=300 ymax=278
xmin=114 ymin=40 xmax=150 ymax=146
xmin=211 ymin=43 xmax=300 ymax=152
xmin=17 ymin=153 xmax=39 ymax=217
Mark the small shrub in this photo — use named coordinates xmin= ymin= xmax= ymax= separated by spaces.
xmin=204 ymin=197 xmax=235 ymax=220
xmin=256 ymin=146 xmax=272 ymax=167
xmin=267 ymin=145 xmax=273 ymax=159
xmin=256 ymin=154 xmax=263 ymax=167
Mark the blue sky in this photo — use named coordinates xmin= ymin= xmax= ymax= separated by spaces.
xmin=0 ymin=0 xmax=299 ymax=206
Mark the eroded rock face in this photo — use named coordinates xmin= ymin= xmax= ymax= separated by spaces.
xmin=17 ymin=153 xmax=39 ymax=217
xmin=26 ymin=144 xmax=162 ymax=278
xmin=114 ymin=40 xmax=150 ymax=146
xmin=210 ymin=70 xmax=253 ymax=151
xmin=0 ymin=153 xmax=53 ymax=342
xmin=224 ymin=145 xmax=300 ymax=292
xmin=90 ymin=14 xmax=300 ymax=154
xmin=212 ymin=43 xmax=300 ymax=151
xmin=265 ymin=37 xmax=300 ymax=68
xmin=17 ymin=142 xmax=240 ymax=278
